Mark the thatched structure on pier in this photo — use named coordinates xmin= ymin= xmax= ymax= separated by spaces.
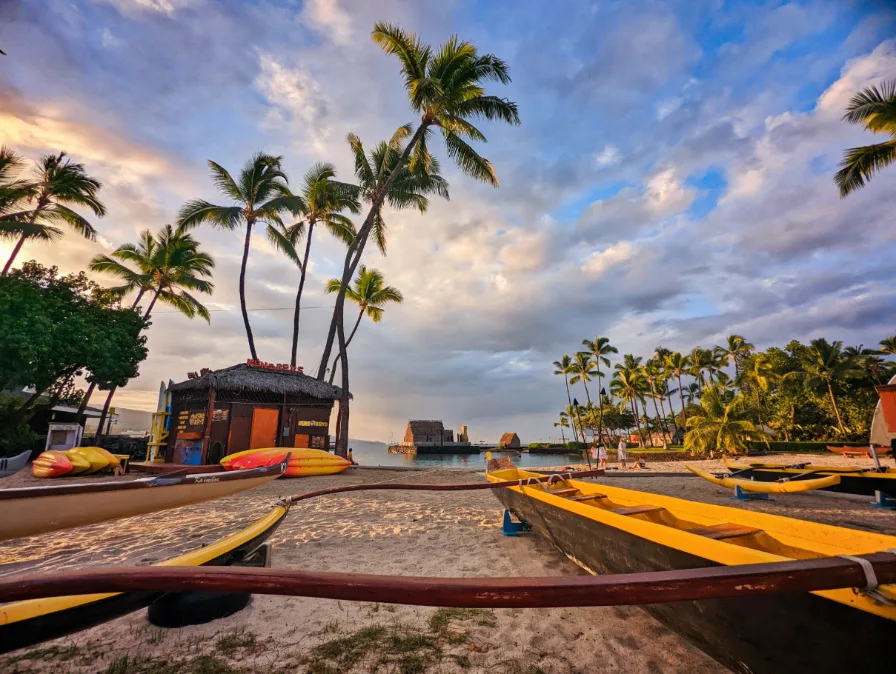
xmin=499 ymin=432 xmax=521 ymax=449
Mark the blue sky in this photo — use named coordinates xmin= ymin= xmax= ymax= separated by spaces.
xmin=3 ymin=0 xmax=896 ymax=441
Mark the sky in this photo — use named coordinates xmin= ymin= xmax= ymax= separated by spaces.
xmin=2 ymin=0 xmax=896 ymax=443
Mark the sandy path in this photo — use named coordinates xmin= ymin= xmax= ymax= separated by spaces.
xmin=1 ymin=468 xmax=723 ymax=673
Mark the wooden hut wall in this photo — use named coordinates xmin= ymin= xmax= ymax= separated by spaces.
xmin=166 ymin=392 xmax=214 ymax=464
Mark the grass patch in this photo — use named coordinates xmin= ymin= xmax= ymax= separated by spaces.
xmin=103 ymin=654 xmax=238 ymax=674
xmin=305 ymin=607 xmax=498 ymax=673
xmin=216 ymin=628 xmax=257 ymax=657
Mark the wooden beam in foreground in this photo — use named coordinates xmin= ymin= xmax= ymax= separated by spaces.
xmin=1 ymin=553 xmax=893 ymax=608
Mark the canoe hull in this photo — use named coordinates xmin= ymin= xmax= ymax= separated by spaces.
xmin=0 ymin=464 xmax=285 ymax=541
xmin=0 ymin=450 xmax=32 ymax=479
xmin=730 ymin=466 xmax=896 ymax=497
xmin=495 ymin=487 xmax=894 ymax=674
xmin=0 ymin=506 xmax=286 ymax=654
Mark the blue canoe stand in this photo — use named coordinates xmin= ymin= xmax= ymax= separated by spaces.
xmin=871 ymin=490 xmax=896 ymax=511
xmin=501 ymin=509 xmax=531 ymax=536
xmin=731 ymin=485 xmax=770 ymax=502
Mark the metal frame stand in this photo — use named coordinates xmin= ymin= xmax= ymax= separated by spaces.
xmin=731 ymin=485 xmax=770 ymax=502
xmin=871 ymin=490 xmax=896 ymax=511
xmin=501 ymin=509 xmax=531 ymax=536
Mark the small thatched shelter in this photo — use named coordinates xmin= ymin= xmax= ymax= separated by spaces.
xmin=499 ymin=432 xmax=521 ymax=449
xmin=404 ymin=420 xmax=454 ymax=445
xmin=165 ymin=362 xmax=345 ymax=465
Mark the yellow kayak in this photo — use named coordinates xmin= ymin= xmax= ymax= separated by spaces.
xmin=221 ymin=448 xmax=351 ymax=477
xmin=67 ymin=447 xmax=111 ymax=474
xmin=686 ymin=465 xmax=841 ymax=493
xmin=63 ymin=451 xmax=92 ymax=475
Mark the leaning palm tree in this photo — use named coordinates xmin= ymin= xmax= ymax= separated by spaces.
xmin=553 ymin=355 xmax=580 ymax=441
xmin=582 ymin=336 xmax=617 ymax=442
xmin=89 ymin=225 xmax=215 ymax=438
xmin=835 ymin=79 xmax=896 ymax=197
xmin=790 ymin=338 xmax=863 ymax=435
xmin=284 ymin=162 xmax=359 ymax=366
xmin=684 ymin=385 xmax=757 ymax=455
xmin=177 ymin=153 xmax=299 ymax=359
xmin=2 ymin=152 xmax=106 ymax=275
xmin=324 ymin=266 xmax=403 ymax=384
xmin=318 ymin=23 xmax=520 ymax=386
xmin=569 ymin=352 xmax=600 ymax=441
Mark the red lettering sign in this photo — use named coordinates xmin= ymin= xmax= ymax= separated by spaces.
xmin=246 ymin=359 xmax=303 ymax=374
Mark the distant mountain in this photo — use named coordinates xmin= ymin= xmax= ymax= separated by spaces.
xmin=85 ymin=407 xmax=153 ymax=433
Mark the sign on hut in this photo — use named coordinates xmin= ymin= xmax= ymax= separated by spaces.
xmin=499 ymin=432 xmax=521 ymax=449
xmin=164 ymin=362 xmax=345 ymax=465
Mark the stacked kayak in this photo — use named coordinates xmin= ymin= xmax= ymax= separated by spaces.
xmin=221 ymin=448 xmax=351 ymax=477
xmin=32 ymin=447 xmax=121 ymax=478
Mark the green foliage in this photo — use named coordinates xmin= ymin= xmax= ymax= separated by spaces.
xmin=744 ymin=440 xmax=866 ymax=453
xmin=0 ymin=394 xmax=38 ymax=456
xmin=566 ymin=441 xmax=584 ymax=450
xmin=836 ymin=79 xmax=896 ymax=197
xmin=684 ymin=385 xmax=757 ymax=455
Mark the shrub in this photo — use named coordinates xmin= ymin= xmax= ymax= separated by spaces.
xmin=745 ymin=440 xmax=866 ymax=453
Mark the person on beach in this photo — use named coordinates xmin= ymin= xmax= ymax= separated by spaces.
xmin=348 ymin=448 xmax=357 ymax=465
xmin=590 ymin=445 xmax=599 ymax=466
xmin=617 ymin=438 xmax=627 ymax=469
xmin=598 ymin=444 xmax=608 ymax=469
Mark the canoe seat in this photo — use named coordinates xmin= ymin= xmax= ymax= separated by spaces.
xmin=611 ymin=505 xmax=665 ymax=516
xmin=545 ymin=487 xmax=580 ymax=497
xmin=568 ymin=493 xmax=608 ymax=502
xmin=690 ymin=523 xmax=763 ymax=540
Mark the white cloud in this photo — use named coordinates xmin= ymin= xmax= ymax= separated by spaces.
xmin=301 ymin=0 xmax=353 ymax=45
xmin=97 ymin=0 xmax=199 ymax=17
xmin=594 ymin=144 xmax=619 ymax=165
xmin=645 ymin=168 xmax=694 ymax=214
xmin=582 ymin=241 xmax=635 ymax=276
xmin=101 ymin=28 xmax=122 ymax=48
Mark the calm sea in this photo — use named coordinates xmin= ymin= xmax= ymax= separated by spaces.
xmin=347 ymin=440 xmax=585 ymax=469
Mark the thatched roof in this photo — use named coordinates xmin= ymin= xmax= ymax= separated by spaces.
xmin=169 ymin=363 xmax=346 ymax=400
xmin=407 ymin=420 xmax=444 ymax=436
xmin=499 ymin=432 xmax=520 ymax=447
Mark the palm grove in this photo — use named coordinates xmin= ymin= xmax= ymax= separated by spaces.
xmin=552 ymin=335 xmax=896 ymax=455
xmin=0 ymin=24 xmax=520 ymax=457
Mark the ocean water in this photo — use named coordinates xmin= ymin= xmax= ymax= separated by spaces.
xmin=347 ymin=440 xmax=587 ymax=469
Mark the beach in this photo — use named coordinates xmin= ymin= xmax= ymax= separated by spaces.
xmin=2 ymin=458 xmax=894 ymax=673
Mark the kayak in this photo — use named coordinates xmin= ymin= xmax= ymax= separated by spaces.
xmin=0 ymin=503 xmax=288 ymax=653
xmin=31 ymin=451 xmax=74 ymax=478
xmin=686 ymin=465 xmax=841 ymax=493
xmin=221 ymin=448 xmax=351 ymax=477
xmin=1 ymin=461 xmax=286 ymax=541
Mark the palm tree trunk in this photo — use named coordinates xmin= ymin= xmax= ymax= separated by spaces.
xmin=329 ymin=307 xmax=364 ymax=385
xmin=290 ymin=221 xmax=315 ymax=367
xmin=826 ymin=381 xmax=846 ymax=434
xmin=650 ymin=387 xmax=668 ymax=444
xmin=317 ymin=122 xmax=430 ymax=379
xmin=239 ymin=220 xmax=258 ymax=360
xmin=580 ymin=379 xmax=596 ymax=443
xmin=596 ymin=373 xmax=605 ymax=443
xmin=630 ymin=399 xmax=644 ymax=448
xmin=76 ymin=382 xmax=96 ymax=427
xmin=677 ymin=373 xmax=686 ymax=424
xmin=2 ymin=203 xmax=44 ymax=275
xmin=559 ymin=424 xmax=566 ymax=444
xmin=335 ymin=304 xmax=350 ymax=458
xmin=642 ymin=399 xmax=655 ymax=447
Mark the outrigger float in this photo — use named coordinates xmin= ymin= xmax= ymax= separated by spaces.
xmin=686 ymin=464 xmax=841 ymax=494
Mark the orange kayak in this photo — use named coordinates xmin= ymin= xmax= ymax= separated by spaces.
xmin=31 ymin=451 xmax=74 ymax=478
xmin=221 ymin=448 xmax=351 ymax=477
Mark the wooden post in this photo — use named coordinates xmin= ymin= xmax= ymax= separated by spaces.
xmin=200 ymin=386 xmax=216 ymax=465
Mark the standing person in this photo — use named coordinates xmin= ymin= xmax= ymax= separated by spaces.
xmin=590 ymin=444 xmax=599 ymax=467
xmin=617 ymin=438 xmax=627 ymax=469
xmin=598 ymin=444 xmax=608 ymax=469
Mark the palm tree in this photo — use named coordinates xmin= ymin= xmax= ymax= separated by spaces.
xmin=684 ymin=381 xmax=702 ymax=406
xmin=714 ymin=334 xmax=754 ymax=379
xmin=664 ymin=352 xmax=691 ymax=424
xmin=610 ymin=368 xmax=649 ymax=448
xmin=791 ymin=338 xmax=863 ymax=435
xmin=318 ymin=23 xmax=520 ymax=388
xmin=2 ymin=152 xmax=106 ymax=275
xmin=0 ymin=146 xmax=30 ymax=218
xmin=643 ymin=359 xmax=670 ymax=443
xmin=737 ymin=353 xmax=777 ymax=436
xmin=284 ymin=162 xmax=359 ymax=366
xmin=553 ymin=355 xmax=582 ymax=442
xmin=689 ymin=347 xmax=715 ymax=388
xmin=684 ymin=385 xmax=757 ymax=455
xmin=324 ymin=266 xmax=403 ymax=384
xmin=835 ymin=80 xmax=896 ymax=197
xmin=89 ymin=225 xmax=215 ymax=439
xmin=582 ymin=336 xmax=617 ymax=442
xmin=177 ymin=153 xmax=299 ymax=359
xmin=878 ymin=336 xmax=896 ymax=358
xmin=569 ymin=352 xmax=599 ymax=439
xmin=554 ymin=412 xmax=569 ymax=444
xmin=844 ymin=344 xmax=886 ymax=384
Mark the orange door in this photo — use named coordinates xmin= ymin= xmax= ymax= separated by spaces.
xmin=293 ymin=434 xmax=310 ymax=448
xmin=249 ymin=408 xmax=279 ymax=449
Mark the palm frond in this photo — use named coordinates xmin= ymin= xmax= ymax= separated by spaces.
xmin=208 ymin=160 xmax=245 ymax=202
xmin=835 ymin=139 xmax=896 ymax=197
xmin=443 ymin=131 xmax=498 ymax=186
xmin=41 ymin=203 xmax=98 ymax=240
xmin=842 ymin=80 xmax=896 ymax=131
xmin=453 ymin=95 xmax=521 ymax=125
xmin=176 ymin=200 xmax=243 ymax=230
xmin=0 ymin=218 xmax=62 ymax=242
xmin=266 ymin=223 xmax=303 ymax=269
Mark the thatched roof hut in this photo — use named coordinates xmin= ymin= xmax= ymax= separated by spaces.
xmin=404 ymin=420 xmax=454 ymax=444
xmin=168 ymin=363 xmax=346 ymax=401
xmin=499 ymin=432 xmax=521 ymax=448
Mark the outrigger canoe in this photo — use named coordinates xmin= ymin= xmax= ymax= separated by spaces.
xmin=0 ymin=461 xmax=286 ymax=542
xmin=221 ymin=448 xmax=351 ymax=477
xmin=827 ymin=445 xmax=892 ymax=457
xmin=486 ymin=465 xmax=896 ymax=674
xmin=724 ymin=458 xmax=896 ymax=497
xmin=0 ymin=504 xmax=287 ymax=653
xmin=686 ymin=464 xmax=841 ymax=493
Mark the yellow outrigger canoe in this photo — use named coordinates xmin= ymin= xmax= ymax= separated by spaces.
xmin=686 ymin=464 xmax=841 ymax=493
xmin=724 ymin=458 xmax=896 ymax=497
xmin=486 ymin=465 xmax=896 ymax=674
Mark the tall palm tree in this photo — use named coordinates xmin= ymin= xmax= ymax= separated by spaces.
xmin=843 ymin=345 xmax=886 ymax=384
xmin=324 ymin=265 xmax=403 ymax=384
xmin=177 ymin=153 xmax=299 ymax=359
xmin=663 ymin=352 xmax=691 ymax=424
xmin=643 ymin=359 xmax=670 ymax=443
xmin=569 ymin=352 xmax=599 ymax=441
xmin=791 ymin=338 xmax=863 ymax=435
xmin=684 ymin=385 xmax=756 ymax=455
xmin=553 ymin=355 xmax=581 ymax=442
xmin=684 ymin=381 xmax=702 ymax=406
xmin=714 ymin=334 xmax=754 ymax=379
xmin=284 ymin=162 xmax=359 ymax=366
xmin=2 ymin=152 xmax=106 ymax=275
xmin=89 ymin=225 xmax=215 ymax=438
xmin=554 ymin=412 xmax=569 ymax=444
xmin=689 ymin=347 xmax=715 ymax=388
xmin=610 ymin=368 xmax=649 ymax=448
xmin=0 ymin=146 xmax=30 ymax=218
xmin=835 ymin=79 xmax=896 ymax=197
xmin=878 ymin=336 xmax=896 ymax=358
xmin=737 ymin=353 xmax=777 ymax=434
xmin=318 ymin=23 xmax=520 ymax=392
xmin=582 ymin=336 xmax=617 ymax=442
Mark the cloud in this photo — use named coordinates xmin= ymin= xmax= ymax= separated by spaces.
xmin=96 ymin=0 xmax=199 ymax=17
xmin=301 ymin=0 xmax=353 ymax=45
